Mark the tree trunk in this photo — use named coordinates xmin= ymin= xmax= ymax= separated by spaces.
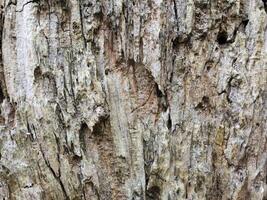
xmin=0 ymin=0 xmax=266 ymax=199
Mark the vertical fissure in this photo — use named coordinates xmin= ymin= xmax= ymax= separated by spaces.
xmin=78 ymin=0 xmax=87 ymax=49
xmin=172 ymin=0 xmax=179 ymax=31
xmin=0 ymin=1 xmax=7 ymax=103
xmin=39 ymin=144 xmax=70 ymax=200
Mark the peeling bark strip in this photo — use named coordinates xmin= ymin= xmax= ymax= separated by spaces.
xmin=0 ymin=0 xmax=266 ymax=200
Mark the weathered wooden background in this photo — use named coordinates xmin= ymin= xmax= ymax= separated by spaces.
xmin=0 ymin=0 xmax=266 ymax=199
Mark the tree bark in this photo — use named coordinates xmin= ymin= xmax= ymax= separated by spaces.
xmin=0 ymin=0 xmax=266 ymax=199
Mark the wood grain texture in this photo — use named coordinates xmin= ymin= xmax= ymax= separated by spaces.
xmin=0 ymin=0 xmax=266 ymax=199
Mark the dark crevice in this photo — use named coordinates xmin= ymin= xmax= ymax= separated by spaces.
xmin=205 ymin=61 xmax=214 ymax=71
xmin=92 ymin=118 xmax=106 ymax=136
xmin=0 ymin=85 xmax=4 ymax=104
xmin=71 ymin=154 xmax=82 ymax=164
xmin=217 ymin=19 xmax=249 ymax=46
xmin=218 ymin=90 xmax=227 ymax=96
xmin=242 ymin=19 xmax=249 ymax=28
xmin=217 ymin=30 xmax=228 ymax=45
xmin=0 ymin=2 xmax=7 ymax=103
xmin=167 ymin=113 xmax=172 ymax=130
xmin=70 ymin=141 xmax=75 ymax=153
xmin=172 ymin=34 xmax=191 ymax=50
xmin=146 ymin=186 xmax=161 ymax=200
xmin=172 ymin=0 xmax=179 ymax=31
xmin=155 ymin=83 xmax=168 ymax=112
xmin=58 ymin=0 xmax=70 ymax=11
xmin=263 ymin=0 xmax=267 ymax=13
xmin=195 ymin=96 xmax=211 ymax=111
xmin=226 ymin=93 xmax=232 ymax=104
xmin=127 ymin=58 xmax=136 ymax=68
xmin=104 ymin=68 xmax=111 ymax=75
xmin=155 ymin=83 xmax=163 ymax=98
xmin=34 ymin=66 xmax=42 ymax=82
xmin=172 ymin=36 xmax=181 ymax=49
xmin=202 ymin=96 xmax=210 ymax=104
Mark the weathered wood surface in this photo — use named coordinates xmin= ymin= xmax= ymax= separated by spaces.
xmin=0 ymin=0 xmax=266 ymax=199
